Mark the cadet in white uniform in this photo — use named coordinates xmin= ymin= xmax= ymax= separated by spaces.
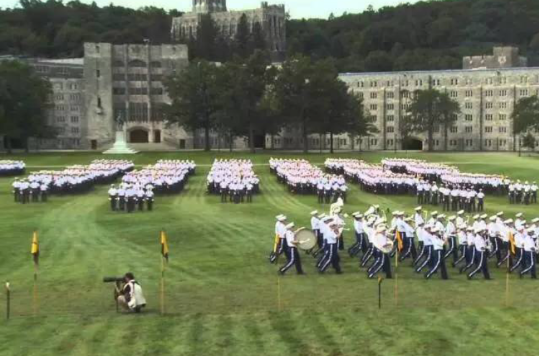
xmin=279 ymin=223 xmax=304 ymax=275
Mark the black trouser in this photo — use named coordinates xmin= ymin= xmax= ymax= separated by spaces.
xmin=520 ymin=251 xmax=537 ymax=278
xmin=280 ymin=246 xmax=303 ymax=275
xmin=110 ymin=196 xmax=117 ymax=211
xmin=368 ymin=249 xmax=391 ymax=279
xmin=147 ymin=199 xmax=153 ymax=211
xmin=319 ymin=243 xmax=341 ymax=273
xmin=468 ymin=250 xmax=490 ymax=279
xmin=426 ymin=249 xmax=448 ymax=279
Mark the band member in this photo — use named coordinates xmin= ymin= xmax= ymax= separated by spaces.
xmin=425 ymin=227 xmax=449 ymax=280
xmin=510 ymin=226 xmax=526 ymax=273
xmin=453 ymin=224 xmax=468 ymax=267
xmin=414 ymin=206 xmax=424 ymax=226
xmin=520 ymin=228 xmax=537 ymax=279
xmin=319 ymin=222 xmax=342 ymax=274
xmin=269 ymin=215 xmax=287 ymax=264
xmin=487 ymin=216 xmax=501 ymax=264
xmin=145 ymin=189 xmax=154 ymax=211
xmin=349 ymin=212 xmax=365 ymax=257
xmin=279 ymin=223 xmax=304 ymax=275
xmin=416 ymin=224 xmax=433 ymax=273
xmin=368 ymin=225 xmax=392 ymax=279
xmin=444 ymin=216 xmax=458 ymax=264
xmin=310 ymin=211 xmax=320 ymax=251
xmin=360 ymin=216 xmax=376 ymax=267
xmin=467 ymin=228 xmax=491 ymax=280
xmin=459 ymin=227 xmax=477 ymax=274
xmin=413 ymin=221 xmax=426 ymax=267
xmin=400 ymin=215 xmax=417 ymax=261
xmin=497 ymin=219 xmax=514 ymax=267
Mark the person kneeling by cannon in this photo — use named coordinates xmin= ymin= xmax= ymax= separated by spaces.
xmin=104 ymin=272 xmax=146 ymax=313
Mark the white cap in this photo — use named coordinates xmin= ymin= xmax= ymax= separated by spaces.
xmin=516 ymin=213 xmax=523 ymax=218
xmin=504 ymin=219 xmax=514 ymax=224
xmin=448 ymin=216 xmax=456 ymax=221
xmin=497 ymin=212 xmax=504 ymax=217
xmin=489 ymin=216 xmax=496 ymax=221
xmin=532 ymin=218 xmax=539 ymax=224
xmin=286 ymin=223 xmax=295 ymax=229
xmin=527 ymin=227 xmax=535 ymax=234
xmin=475 ymin=228 xmax=484 ymax=234
xmin=415 ymin=206 xmax=422 ymax=211
xmin=473 ymin=215 xmax=480 ymax=220
xmin=480 ymin=214 xmax=488 ymax=219
xmin=277 ymin=215 xmax=287 ymax=222
xmin=376 ymin=225 xmax=387 ymax=233
xmin=457 ymin=210 xmax=465 ymax=215
xmin=310 ymin=210 xmax=318 ymax=216
xmin=431 ymin=211 xmax=438 ymax=216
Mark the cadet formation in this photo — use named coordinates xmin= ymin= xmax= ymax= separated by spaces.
xmin=0 ymin=160 xmax=25 ymax=176
xmin=272 ymin=204 xmax=538 ymax=280
xmin=270 ymin=158 xmax=348 ymax=203
xmin=13 ymin=159 xmax=133 ymax=203
xmin=108 ymin=160 xmax=196 ymax=213
xmin=207 ymin=159 xmax=259 ymax=203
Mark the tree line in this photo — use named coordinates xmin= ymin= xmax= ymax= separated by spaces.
xmin=164 ymin=52 xmax=374 ymax=153
xmin=2 ymin=0 xmax=539 ymax=72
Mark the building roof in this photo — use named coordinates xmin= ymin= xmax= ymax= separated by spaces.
xmin=36 ymin=58 xmax=84 ymax=66
xmin=339 ymin=66 xmax=539 ymax=77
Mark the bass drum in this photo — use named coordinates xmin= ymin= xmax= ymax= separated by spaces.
xmin=295 ymin=228 xmax=317 ymax=251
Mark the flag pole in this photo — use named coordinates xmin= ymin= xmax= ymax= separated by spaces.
xmin=277 ymin=276 xmax=281 ymax=312
xmin=33 ymin=262 xmax=38 ymax=316
xmin=505 ymin=253 xmax=510 ymax=307
xmin=160 ymin=229 xmax=165 ymax=315
xmin=5 ymin=282 xmax=10 ymax=320
xmin=394 ymin=248 xmax=399 ymax=306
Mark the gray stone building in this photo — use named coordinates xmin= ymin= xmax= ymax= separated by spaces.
xmin=83 ymin=42 xmax=190 ymax=150
xmin=30 ymin=58 xmax=86 ymax=150
xmin=271 ymin=47 xmax=539 ymax=152
xmin=171 ymin=1 xmax=286 ymax=58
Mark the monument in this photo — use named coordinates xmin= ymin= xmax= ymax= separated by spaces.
xmin=103 ymin=115 xmax=138 ymax=154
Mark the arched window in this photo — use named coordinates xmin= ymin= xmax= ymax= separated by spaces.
xmin=113 ymin=60 xmax=124 ymax=67
xmin=150 ymin=61 xmax=162 ymax=68
xmin=128 ymin=59 xmax=146 ymax=68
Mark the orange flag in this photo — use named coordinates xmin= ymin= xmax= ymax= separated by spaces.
xmin=509 ymin=232 xmax=516 ymax=255
xmin=160 ymin=230 xmax=169 ymax=262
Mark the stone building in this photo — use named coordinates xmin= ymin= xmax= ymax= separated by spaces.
xmin=463 ymin=46 xmax=527 ymax=70
xmin=270 ymin=47 xmax=539 ymax=152
xmin=29 ymin=58 xmax=85 ymax=150
xmin=171 ymin=1 xmax=286 ymax=59
xmin=82 ymin=42 xmax=190 ymax=150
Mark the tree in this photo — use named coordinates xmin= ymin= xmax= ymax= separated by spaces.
xmin=404 ymin=89 xmax=460 ymax=152
xmin=522 ymin=132 xmax=536 ymax=153
xmin=164 ymin=60 xmax=220 ymax=151
xmin=273 ymin=56 xmax=322 ymax=153
xmin=250 ymin=22 xmax=266 ymax=53
xmin=512 ymin=95 xmax=539 ymax=135
xmin=194 ymin=14 xmax=219 ymax=61
xmin=234 ymin=13 xmax=250 ymax=59
xmin=0 ymin=60 xmax=52 ymax=153
xmin=215 ymin=51 xmax=272 ymax=153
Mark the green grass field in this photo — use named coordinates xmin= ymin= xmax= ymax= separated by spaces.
xmin=0 ymin=151 xmax=538 ymax=356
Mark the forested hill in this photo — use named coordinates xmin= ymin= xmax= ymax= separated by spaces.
xmin=2 ymin=0 xmax=539 ymax=72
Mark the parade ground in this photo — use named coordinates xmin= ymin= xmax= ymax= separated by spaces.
xmin=0 ymin=151 xmax=538 ymax=356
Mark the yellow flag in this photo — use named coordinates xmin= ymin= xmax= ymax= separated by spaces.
xmin=31 ymin=231 xmax=39 ymax=266
xmin=395 ymin=231 xmax=404 ymax=252
xmin=160 ymin=230 xmax=169 ymax=262
xmin=509 ymin=232 xmax=516 ymax=255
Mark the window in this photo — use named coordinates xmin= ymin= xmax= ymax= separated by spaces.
xmin=70 ymin=116 xmax=79 ymax=123
xmin=370 ymin=92 xmax=377 ymax=99
xmin=69 ymin=93 xmax=81 ymax=101
xmin=499 ymin=114 xmax=507 ymax=120
xmin=415 ymin=79 xmax=423 ymax=86
xmin=433 ymin=125 xmax=440 ymax=133
xmin=113 ymin=60 xmax=124 ymax=67
xmin=519 ymin=89 xmax=529 ymax=96
xmin=485 ymin=90 xmax=493 ymax=97
xmin=387 ymin=139 xmax=394 ymax=146
xmin=129 ymin=60 xmax=147 ymax=68
xmin=131 ymin=87 xmax=148 ymax=95
xmin=486 ymin=78 xmax=493 ymax=85
xmin=151 ymin=87 xmax=163 ymax=95
xmin=386 ymin=92 xmax=394 ymax=99
xmin=340 ymin=139 xmax=347 ymax=146
xmin=71 ymin=127 xmax=79 ymax=134
xmin=129 ymin=102 xmax=148 ymax=121
xmin=56 ymin=116 xmax=65 ymax=123
xmin=499 ymin=102 xmax=507 ymax=109
xmin=370 ymin=81 xmax=378 ymax=88
xmin=113 ymin=74 xmax=125 ymax=81
xmin=402 ymin=91 xmax=409 ymax=98
xmin=357 ymin=92 xmax=364 ymax=99
xmin=54 ymin=94 xmax=64 ymax=101
xmin=435 ymin=140 xmax=440 ymax=146
xmin=465 ymin=126 xmax=473 ymax=133
xmin=56 ymin=105 xmax=66 ymax=111
xmin=451 ymin=78 xmax=459 ymax=85
xmin=499 ymin=89 xmax=508 ymax=97
xmin=150 ymin=61 xmax=162 ymax=68
xmin=450 ymin=91 xmax=458 ymax=98
xmin=520 ymin=76 xmax=528 ymax=84
xmin=465 ymin=114 xmax=473 ymax=121
xmin=370 ymin=104 xmax=378 ymax=111
xmin=465 ymin=102 xmax=473 ymax=109
xmin=97 ymin=98 xmax=102 ymax=108
xmin=450 ymin=126 xmax=458 ymax=133
xmin=386 ymin=104 xmax=394 ymax=110
xmin=485 ymin=139 xmax=492 ymax=147
xmin=450 ymin=140 xmax=457 ymax=146
xmin=386 ymin=126 xmax=394 ymax=133
xmin=386 ymin=115 xmax=394 ymax=122
xmin=500 ymin=139 xmax=507 ymax=146
xmin=432 ymin=79 xmax=440 ymax=86
xmin=96 ymin=70 xmax=100 ymax=78
xmin=485 ymin=102 xmax=493 ymax=109
xmin=151 ymin=75 xmax=163 ymax=82
xmin=71 ymin=106 xmax=80 ymax=112
xmin=465 ymin=90 xmax=473 ymax=97
xmin=499 ymin=127 xmax=507 ymax=133
xmin=500 ymin=77 xmax=507 ymax=84
xmin=113 ymin=87 xmax=126 ymax=95
xmin=357 ymin=81 xmax=364 ymax=88
xmin=465 ymin=139 xmax=473 ymax=147
xmin=485 ymin=126 xmax=493 ymax=133
xmin=370 ymin=138 xmax=378 ymax=146
xmin=485 ymin=114 xmax=493 ymax=121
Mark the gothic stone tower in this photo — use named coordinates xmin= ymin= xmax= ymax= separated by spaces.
xmin=171 ymin=1 xmax=286 ymax=60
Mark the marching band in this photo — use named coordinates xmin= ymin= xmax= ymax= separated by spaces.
xmin=271 ymin=204 xmax=538 ymax=280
